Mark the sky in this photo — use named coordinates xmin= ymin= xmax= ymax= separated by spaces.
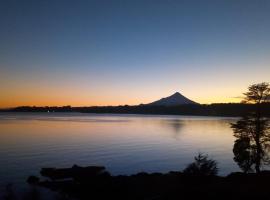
xmin=0 ymin=0 xmax=270 ymax=107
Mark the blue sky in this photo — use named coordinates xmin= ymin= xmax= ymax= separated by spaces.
xmin=1 ymin=0 xmax=270 ymax=107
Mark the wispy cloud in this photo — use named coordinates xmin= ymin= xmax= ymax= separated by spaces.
xmin=231 ymin=96 xmax=244 ymax=99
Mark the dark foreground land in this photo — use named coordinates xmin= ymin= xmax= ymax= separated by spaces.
xmin=27 ymin=165 xmax=270 ymax=200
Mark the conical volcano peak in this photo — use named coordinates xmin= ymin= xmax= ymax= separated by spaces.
xmin=172 ymin=92 xmax=181 ymax=96
xmin=148 ymin=92 xmax=198 ymax=106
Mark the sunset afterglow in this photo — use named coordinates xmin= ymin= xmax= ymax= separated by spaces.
xmin=1 ymin=1 xmax=270 ymax=108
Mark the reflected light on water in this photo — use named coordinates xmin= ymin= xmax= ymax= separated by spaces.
xmin=0 ymin=113 xmax=240 ymax=190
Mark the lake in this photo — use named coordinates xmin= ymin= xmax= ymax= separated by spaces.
xmin=0 ymin=112 xmax=240 ymax=191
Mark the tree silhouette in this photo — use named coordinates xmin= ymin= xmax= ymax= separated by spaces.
xmin=231 ymin=82 xmax=270 ymax=173
xmin=183 ymin=153 xmax=218 ymax=176
xmin=242 ymin=82 xmax=270 ymax=104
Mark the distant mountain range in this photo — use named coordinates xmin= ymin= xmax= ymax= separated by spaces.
xmin=147 ymin=92 xmax=197 ymax=106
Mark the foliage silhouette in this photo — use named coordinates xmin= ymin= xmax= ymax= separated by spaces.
xmin=183 ymin=153 xmax=218 ymax=176
xmin=242 ymin=82 xmax=270 ymax=104
xmin=231 ymin=82 xmax=270 ymax=173
xmin=233 ymin=137 xmax=254 ymax=173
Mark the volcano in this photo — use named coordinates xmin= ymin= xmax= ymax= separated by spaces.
xmin=148 ymin=92 xmax=198 ymax=106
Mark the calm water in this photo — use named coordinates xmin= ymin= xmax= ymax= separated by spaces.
xmin=0 ymin=112 xmax=240 ymax=190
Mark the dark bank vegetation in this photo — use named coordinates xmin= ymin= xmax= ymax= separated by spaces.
xmin=20 ymin=154 xmax=270 ymax=200
xmin=1 ymin=103 xmax=270 ymax=117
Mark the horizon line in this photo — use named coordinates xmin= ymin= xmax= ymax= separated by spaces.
xmin=0 ymin=102 xmax=251 ymax=110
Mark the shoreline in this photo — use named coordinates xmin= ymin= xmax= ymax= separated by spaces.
xmin=27 ymin=165 xmax=270 ymax=200
xmin=1 ymin=103 xmax=270 ymax=117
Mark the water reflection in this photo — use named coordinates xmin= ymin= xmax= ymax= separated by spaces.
xmin=0 ymin=113 xmax=238 ymax=190
xmin=158 ymin=119 xmax=184 ymax=138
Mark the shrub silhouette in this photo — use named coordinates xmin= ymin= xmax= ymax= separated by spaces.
xmin=183 ymin=153 xmax=218 ymax=176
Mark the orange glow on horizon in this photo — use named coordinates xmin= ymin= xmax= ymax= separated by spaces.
xmin=0 ymin=77 xmax=248 ymax=108
xmin=0 ymin=95 xmax=241 ymax=108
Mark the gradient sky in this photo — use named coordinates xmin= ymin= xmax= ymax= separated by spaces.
xmin=1 ymin=0 xmax=270 ymax=107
